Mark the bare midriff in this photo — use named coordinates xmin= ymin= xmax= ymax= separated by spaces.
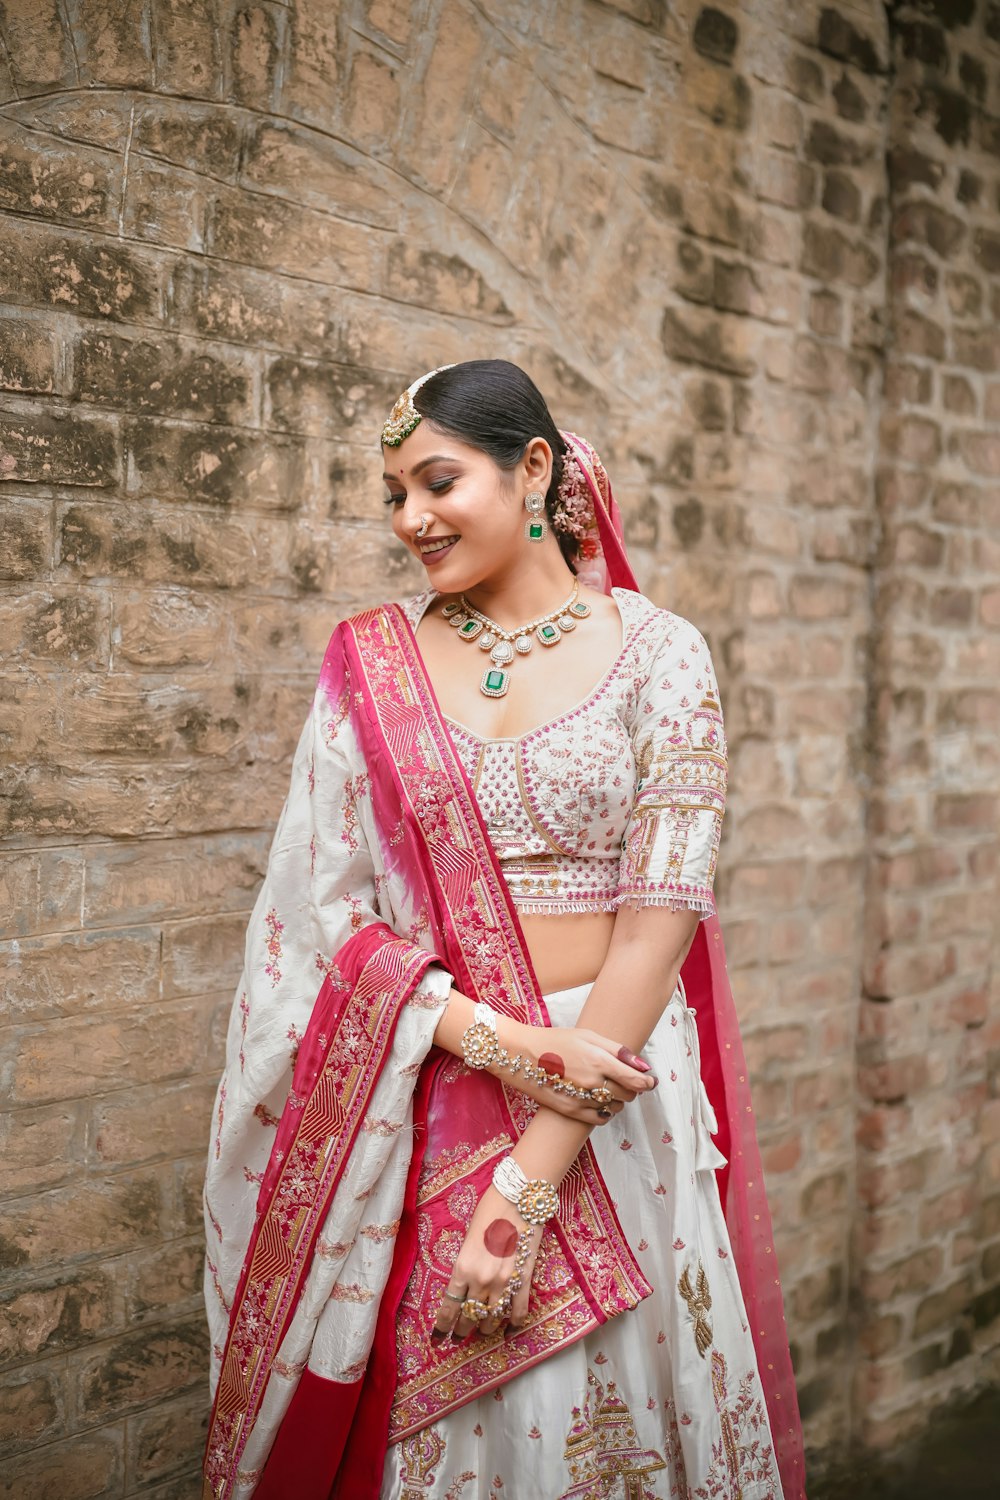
xmin=518 ymin=909 xmax=616 ymax=995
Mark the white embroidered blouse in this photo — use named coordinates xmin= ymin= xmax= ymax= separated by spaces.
xmin=403 ymin=587 xmax=728 ymax=919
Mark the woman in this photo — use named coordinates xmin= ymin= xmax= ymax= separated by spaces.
xmin=202 ymin=360 xmax=805 ymax=1500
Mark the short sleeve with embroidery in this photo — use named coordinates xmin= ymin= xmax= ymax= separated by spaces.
xmin=617 ymin=614 xmax=728 ymax=918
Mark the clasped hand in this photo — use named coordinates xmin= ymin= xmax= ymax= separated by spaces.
xmin=489 ymin=1019 xmax=658 ymax=1125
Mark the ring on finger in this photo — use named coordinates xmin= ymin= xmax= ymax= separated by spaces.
xmin=590 ymin=1081 xmax=615 ymax=1108
xmin=461 ymin=1297 xmax=491 ymax=1323
xmin=442 ymin=1287 xmax=466 ymax=1303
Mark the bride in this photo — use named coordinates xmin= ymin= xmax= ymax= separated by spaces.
xmin=201 ymin=359 xmax=805 ymax=1499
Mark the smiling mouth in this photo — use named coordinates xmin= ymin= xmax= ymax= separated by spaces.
xmin=418 ymin=535 xmax=460 ymax=555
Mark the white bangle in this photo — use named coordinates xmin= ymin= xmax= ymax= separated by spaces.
xmin=491 ymin=1156 xmax=559 ymax=1226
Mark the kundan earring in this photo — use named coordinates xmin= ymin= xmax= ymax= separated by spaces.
xmin=524 ymin=491 xmax=547 ymax=542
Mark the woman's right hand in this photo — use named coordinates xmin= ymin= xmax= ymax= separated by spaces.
xmin=488 ymin=1019 xmax=658 ymax=1126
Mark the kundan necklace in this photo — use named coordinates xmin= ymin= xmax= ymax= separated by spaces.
xmin=442 ymin=580 xmax=592 ymax=698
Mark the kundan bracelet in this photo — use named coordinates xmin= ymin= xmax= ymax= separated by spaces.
xmin=492 ymin=1156 xmax=559 ymax=1226
xmin=460 ymin=1003 xmax=615 ymax=1109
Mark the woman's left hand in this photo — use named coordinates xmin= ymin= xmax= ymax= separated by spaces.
xmin=431 ymin=1184 xmax=544 ymax=1342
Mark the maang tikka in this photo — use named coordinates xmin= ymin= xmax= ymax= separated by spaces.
xmin=524 ymin=491 xmax=547 ymax=542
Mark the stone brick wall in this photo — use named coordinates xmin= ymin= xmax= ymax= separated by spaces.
xmin=0 ymin=1 xmax=996 ymax=1494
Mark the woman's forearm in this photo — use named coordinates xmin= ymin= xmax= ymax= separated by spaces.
xmin=508 ymin=909 xmax=700 ymax=1186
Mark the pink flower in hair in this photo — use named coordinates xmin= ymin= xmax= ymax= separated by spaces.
xmin=552 ymin=447 xmax=601 ymax=551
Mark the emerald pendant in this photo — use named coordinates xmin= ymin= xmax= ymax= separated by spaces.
xmin=569 ymin=599 xmax=591 ymax=618
xmin=481 ymin=667 xmax=510 ymax=698
xmin=536 ymin=622 xmax=561 ymax=647
xmin=459 ymin=618 xmax=484 ymax=640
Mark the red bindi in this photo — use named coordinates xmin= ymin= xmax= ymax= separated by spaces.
xmin=483 ymin=1218 xmax=519 ymax=1257
xmin=538 ymin=1052 xmax=565 ymax=1077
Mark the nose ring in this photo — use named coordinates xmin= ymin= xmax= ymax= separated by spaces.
xmin=416 ymin=515 xmax=430 ymax=538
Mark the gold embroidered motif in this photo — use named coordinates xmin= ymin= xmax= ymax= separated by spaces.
xmin=678 ymin=1260 xmax=714 ymax=1357
xmin=399 ymin=1426 xmax=447 ymax=1499
xmin=417 ymin=1134 xmax=512 ymax=1204
xmin=558 ymin=1368 xmax=667 ymax=1500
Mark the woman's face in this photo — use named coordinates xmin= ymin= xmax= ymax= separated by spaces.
xmin=383 ymin=421 xmax=549 ymax=593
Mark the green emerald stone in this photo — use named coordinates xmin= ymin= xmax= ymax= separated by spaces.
xmin=460 ymin=620 xmax=479 ymax=634
xmin=539 ymin=625 xmax=557 ymax=640
xmin=486 ymin=670 xmax=505 ymax=690
xmin=528 ymin=522 xmax=544 ymax=540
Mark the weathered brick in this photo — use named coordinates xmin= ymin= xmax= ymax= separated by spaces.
xmin=0 ymin=1363 xmax=65 ymax=1448
xmin=0 ymin=219 xmax=164 ymax=323
xmin=209 ymin=183 xmax=381 ymax=287
xmin=126 ymin=1385 xmax=208 ymax=1487
xmin=0 ymin=409 xmax=119 ymax=486
xmin=0 ymin=317 xmax=56 ymax=393
xmin=0 ymin=1170 xmax=168 ymax=1274
xmin=0 ymin=1268 xmax=117 ymax=1365
xmin=151 ymin=0 xmax=220 ymax=97
xmin=75 ymin=1317 xmax=206 ymax=1424
xmin=229 ymin=5 xmax=282 ymax=109
xmin=284 ymin=0 xmax=340 ymax=126
xmin=8 ymin=998 xmax=211 ymax=1104
xmin=126 ymin=417 xmax=305 ymax=510
xmin=0 ymin=119 xmax=118 ymax=228
xmin=161 ymin=913 xmax=247 ymax=999
xmin=74 ymin=332 xmax=254 ymax=424
xmin=56 ymin=500 xmax=291 ymax=589
xmin=0 ymin=494 xmax=50 ymax=578
xmin=0 ymin=0 xmax=74 ymax=94
xmin=92 ymin=1077 xmax=220 ymax=1167
xmin=0 ymin=1101 xmax=80 ymax=1198
xmin=0 ymin=1425 xmax=123 ymax=1498
xmin=83 ymin=831 xmax=267 ymax=926
xmin=3 ymin=588 xmax=112 ymax=670
xmin=71 ymin=0 xmax=153 ymax=87
xmin=242 ymin=119 xmax=393 ymax=228
xmin=127 ymin=1236 xmax=204 ymax=1320
xmin=120 ymin=155 xmax=210 ymax=251
xmin=344 ymin=47 xmax=402 ymax=154
xmin=386 ymin=242 xmax=513 ymax=322
xmin=1 ymin=925 xmax=159 ymax=1022
xmin=132 ymin=99 xmax=239 ymax=179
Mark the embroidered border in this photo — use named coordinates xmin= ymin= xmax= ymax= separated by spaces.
xmin=343 ymin=607 xmax=654 ymax=1443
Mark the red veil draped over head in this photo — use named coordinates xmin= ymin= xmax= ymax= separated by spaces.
xmin=202 ymin=434 xmax=805 ymax=1500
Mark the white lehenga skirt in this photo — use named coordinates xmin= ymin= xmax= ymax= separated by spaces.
xmin=380 ymin=982 xmax=784 ymax=1500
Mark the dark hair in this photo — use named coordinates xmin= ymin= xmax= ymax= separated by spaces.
xmin=413 ymin=359 xmax=578 ymax=566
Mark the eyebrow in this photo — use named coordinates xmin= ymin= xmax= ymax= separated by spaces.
xmin=381 ymin=454 xmax=460 ymax=482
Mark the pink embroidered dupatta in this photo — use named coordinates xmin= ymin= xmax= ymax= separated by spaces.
xmin=203 ymin=433 xmax=805 ymax=1500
